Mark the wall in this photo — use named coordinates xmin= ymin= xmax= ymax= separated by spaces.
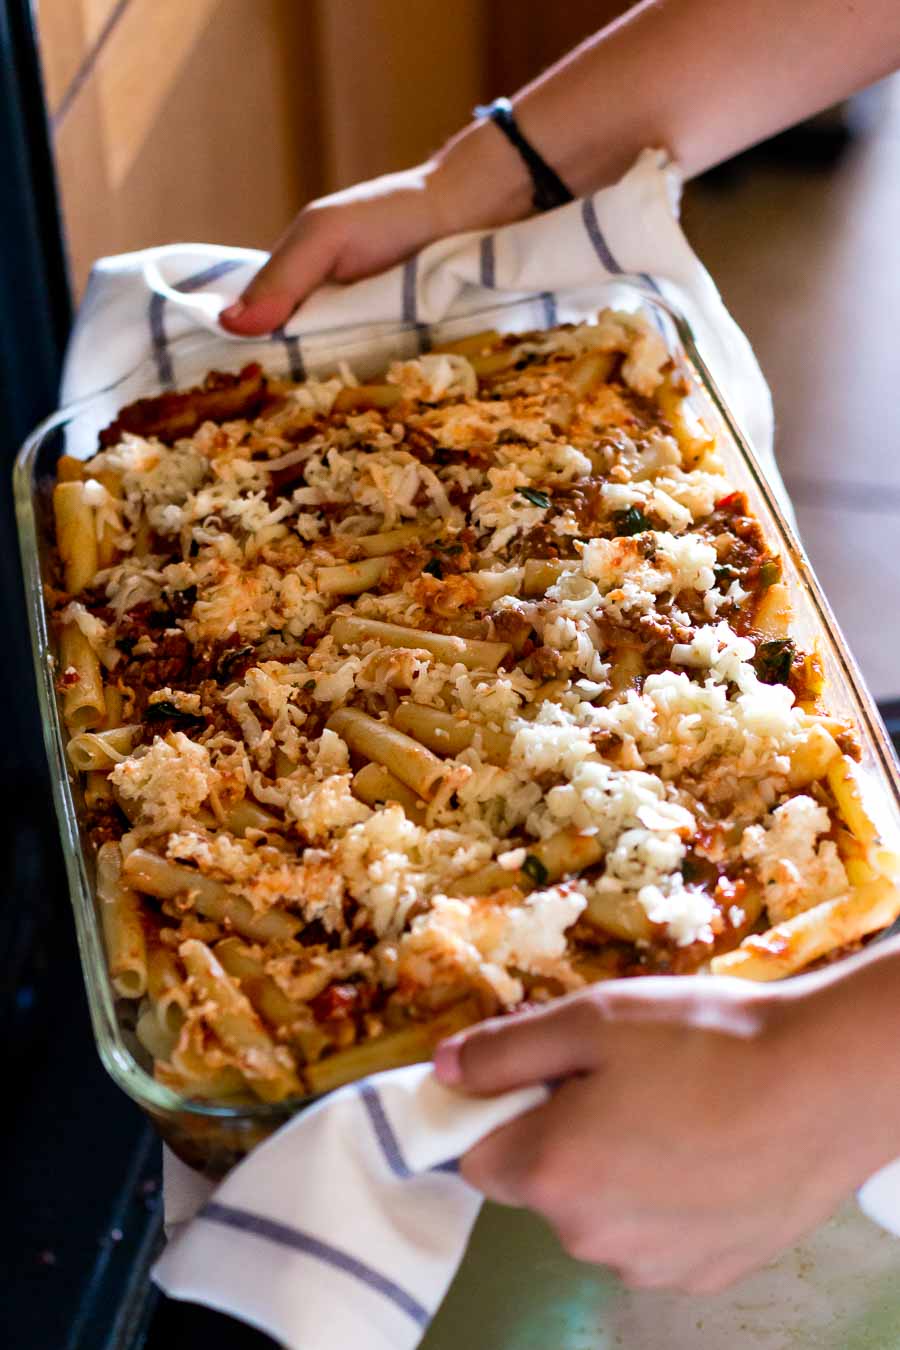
xmin=35 ymin=0 xmax=630 ymax=297
xmin=37 ymin=0 xmax=323 ymax=293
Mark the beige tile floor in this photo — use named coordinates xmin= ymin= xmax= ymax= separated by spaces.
xmin=682 ymin=76 xmax=900 ymax=701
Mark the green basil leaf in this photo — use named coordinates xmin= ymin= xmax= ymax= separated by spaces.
xmin=614 ymin=505 xmax=652 ymax=536
xmin=216 ymin=644 xmax=255 ymax=681
xmin=167 ymin=584 xmax=197 ymax=618
xmin=145 ymin=700 xmax=202 ymax=725
xmin=518 ymin=487 xmax=551 ymax=510
xmin=521 ymin=854 xmax=549 ymax=887
xmin=758 ymin=558 xmax=782 ymax=589
xmin=754 ymin=638 xmax=795 ymax=686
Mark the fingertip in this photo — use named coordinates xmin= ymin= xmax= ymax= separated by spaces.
xmin=443 ymin=997 xmax=600 ymax=1095
xmin=433 ymin=1035 xmax=464 ymax=1086
xmin=218 ymin=293 xmax=296 ymax=335
xmin=439 ymin=1018 xmax=515 ymax=1095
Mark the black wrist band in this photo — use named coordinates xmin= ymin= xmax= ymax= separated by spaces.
xmin=473 ymin=96 xmax=575 ymax=213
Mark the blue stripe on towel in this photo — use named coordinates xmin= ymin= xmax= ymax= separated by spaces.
xmin=199 ymin=1201 xmax=430 ymax=1328
xmin=148 ymin=257 xmax=245 ymax=389
xmin=358 ymin=1084 xmax=412 ymax=1179
xmin=401 ymin=254 xmax=431 ymax=352
xmin=358 ymin=1084 xmax=461 ymax=1178
xmin=148 ymin=291 xmax=174 ymax=388
xmin=581 ymin=198 xmax=622 ymax=274
xmin=175 ymin=259 xmax=244 ymax=294
xmin=479 ymin=235 xmax=496 ymax=289
xmin=272 ymin=324 xmax=306 ymax=382
xmin=402 ymin=255 xmax=418 ymax=325
xmin=431 ymin=1158 xmax=461 ymax=1175
xmin=540 ymin=292 xmax=558 ymax=328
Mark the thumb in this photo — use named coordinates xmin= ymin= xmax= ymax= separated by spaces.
xmin=220 ymin=215 xmax=342 ymax=335
xmin=434 ymin=992 xmax=605 ymax=1096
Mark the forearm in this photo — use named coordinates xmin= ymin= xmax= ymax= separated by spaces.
xmin=432 ymin=0 xmax=900 ymax=231
xmin=225 ymin=0 xmax=899 ymax=330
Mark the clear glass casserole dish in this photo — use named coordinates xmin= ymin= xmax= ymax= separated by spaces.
xmin=15 ymin=280 xmax=900 ymax=1177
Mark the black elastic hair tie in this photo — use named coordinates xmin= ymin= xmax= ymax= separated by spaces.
xmin=473 ymin=96 xmax=575 ymax=213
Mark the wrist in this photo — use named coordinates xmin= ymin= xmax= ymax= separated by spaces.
xmin=423 ymin=117 xmax=536 ymax=240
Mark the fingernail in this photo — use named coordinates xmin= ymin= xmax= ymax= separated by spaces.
xmin=434 ymin=1037 xmax=463 ymax=1086
xmin=220 ymin=300 xmax=246 ymax=322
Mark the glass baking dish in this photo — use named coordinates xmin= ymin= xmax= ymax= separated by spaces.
xmin=15 ymin=280 xmax=900 ymax=1177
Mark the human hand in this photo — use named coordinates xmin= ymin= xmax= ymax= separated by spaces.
xmin=434 ymin=968 xmax=900 ymax=1293
xmin=220 ymin=120 xmax=533 ymax=337
xmin=219 ymin=166 xmax=446 ymax=336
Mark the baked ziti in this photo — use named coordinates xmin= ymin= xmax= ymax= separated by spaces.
xmin=49 ymin=309 xmax=900 ymax=1104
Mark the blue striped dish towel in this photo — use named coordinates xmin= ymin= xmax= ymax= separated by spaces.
xmin=153 ymin=1066 xmax=547 ymax=1349
xmin=60 ymin=149 xmax=789 ymax=507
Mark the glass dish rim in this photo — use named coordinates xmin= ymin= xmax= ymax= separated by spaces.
xmin=15 ymin=282 xmax=900 ymax=1126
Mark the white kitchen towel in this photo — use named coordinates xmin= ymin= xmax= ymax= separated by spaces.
xmin=59 ymin=149 xmax=789 ymax=507
xmin=154 ymin=1066 xmax=546 ymax=1350
xmin=155 ymin=1064 xmax=900 ymax=1350
xmin=858 ymin=1158 xmax=900 ymax=1238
